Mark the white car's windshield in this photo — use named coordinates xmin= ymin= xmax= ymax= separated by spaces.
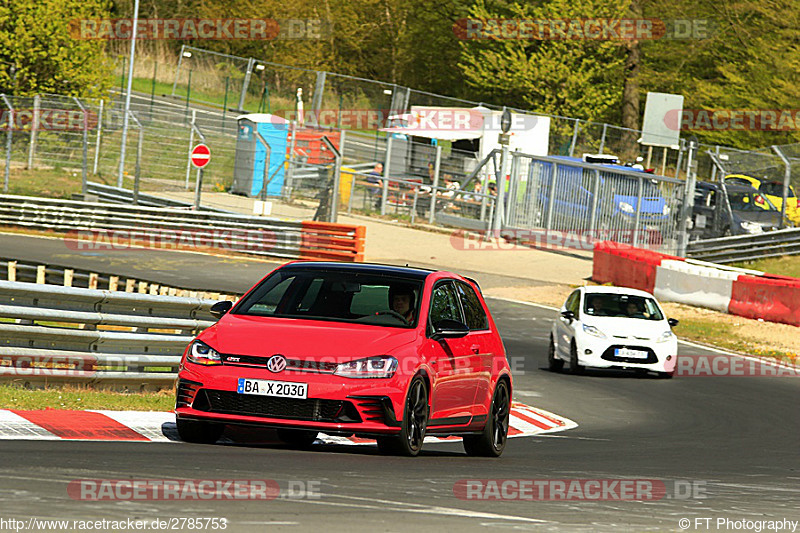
xmin=583 ymin=293 xmax=664 ymax=321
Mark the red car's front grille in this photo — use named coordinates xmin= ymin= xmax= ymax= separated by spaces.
xmin=193 ymin=389 xmax=361 ymax=423
xmin=221 ymin=354 xmax=338 ymax=373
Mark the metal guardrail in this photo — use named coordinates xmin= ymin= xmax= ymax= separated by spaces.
xmin=0 ymin=281 xmax=218 ymax=389
xmin=84 ymin=182 xmax=232 ymax=213
xmin=0 ymin=194 xmax=305 ymax=259
xmin=0 ymin=257 xmax=238 ymax=299
xmin=686 ymin=227 xmax=800 ymax=263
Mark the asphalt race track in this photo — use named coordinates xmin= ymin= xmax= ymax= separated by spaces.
xmin=0 ymin=237 xmax=798 ymax=531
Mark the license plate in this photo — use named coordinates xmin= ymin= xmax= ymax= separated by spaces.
xmin=615 ymin=348 xmax=649 ymax=359
xmin=237 ymin=378 xmax=308 ymax=399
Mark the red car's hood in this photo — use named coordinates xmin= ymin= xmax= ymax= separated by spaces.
xmin=200 ymin=314 xmax=420 ymax=362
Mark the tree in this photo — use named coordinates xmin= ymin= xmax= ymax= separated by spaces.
xmin=640 ymin=0 xmax=800 ymax=149
xmin=0 ymin=0 xmax=114 ymax=97
xmin=457 ymin=0 xmax=630 ymax=122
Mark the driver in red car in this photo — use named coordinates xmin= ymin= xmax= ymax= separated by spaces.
xmin=389 ymin=285 xmax=416 ymax=324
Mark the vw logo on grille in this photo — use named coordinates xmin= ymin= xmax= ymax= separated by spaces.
xmin=266 ymin=354 xmax=287 ymax=373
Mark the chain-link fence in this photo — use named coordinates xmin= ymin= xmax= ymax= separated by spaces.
xmin=0 ymin=92 xmax=238 ymax=208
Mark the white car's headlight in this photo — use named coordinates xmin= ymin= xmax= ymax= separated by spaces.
xmin=618 ymin=202 xmax=635 ymax=214
xmin=656 ymin=330 xmax=674 ymax=343
xmin=334 ymin=356 xmax=398 ymax=378
xmin=582 ymin=324 xmax=607 ymax=338
xmin=740 ymin=221 xmax=762 ymax=233
xmin=187 ymin=340 xmax=222 ymax=366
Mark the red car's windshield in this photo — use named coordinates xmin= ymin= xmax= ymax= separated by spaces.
xmin=233 ymin=269 xmax=424 ymax=328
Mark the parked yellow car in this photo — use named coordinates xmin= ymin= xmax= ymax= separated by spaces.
xmin=724 ymin=174 xmax=799 ymax=224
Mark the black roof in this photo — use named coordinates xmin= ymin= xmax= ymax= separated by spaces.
xmin=281 ymin=261 xmax=434 ymax=280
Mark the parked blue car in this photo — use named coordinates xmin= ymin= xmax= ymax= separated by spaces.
xmin=534 ymin=156 xmax=671 ymax=241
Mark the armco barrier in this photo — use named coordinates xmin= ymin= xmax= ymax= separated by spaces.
xmin=0 ymin=280 xmax=218 ymax=389
xmin=729 ymin=276 xmax=800 ymax=327
xmin=0 ymin=195 xmax=365 ymax=262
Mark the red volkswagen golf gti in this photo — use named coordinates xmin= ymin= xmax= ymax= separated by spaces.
xmin=175 ymin=262 xmax=512 ymax=456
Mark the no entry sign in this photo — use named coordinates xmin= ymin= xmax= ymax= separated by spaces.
xmin=190 ymin=144 xmax=211 ymax=169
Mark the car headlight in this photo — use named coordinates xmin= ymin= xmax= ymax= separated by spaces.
xmin=582 ymin=324 xmax=607 ymax=338
xmin=657 ymin=330 xmax=674 ymax=343
xmin=740 ymin=221 xmax=762 ymax=233
xmin=618 ymin=202 xmax=635 ymax=214
xmin=334 ymin=356 xmax=398 ymax=379
xmin=187 ymin=340 xmax=222 ymax=366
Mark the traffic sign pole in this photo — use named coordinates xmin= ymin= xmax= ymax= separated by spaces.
xmin=194 ymin=167 xmax=203 ymax=210
xmin=189 ymin=144 xmax=210 ymax=209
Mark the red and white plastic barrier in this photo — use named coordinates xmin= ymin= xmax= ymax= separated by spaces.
xmin=593 ymin=241 xmax=800 ymax=327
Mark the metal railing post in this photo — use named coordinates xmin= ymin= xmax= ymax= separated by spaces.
xmin=321 ymin=134 xmax=342 ymax=223
xmin=92 ymin=99 xmax=103 ymax=175
xmin=171 ymin=44 xmax=186 ymax=97
xmin=127 ymin=111 xmax=143 ymax=205
xmin=599 ymin=123 xmax=607 ymax=154
xmin=185 ymin=109 xmax=196 ymax=189
xmin=381 ymin=135 xmax=393 ymax=215
xmin=632 ymin=176 xmax=643 ymax=248
xmin=27 ymin=95 xmax=40 ymax=169
xmin=771 ymin=145 xmax=791 ymax=229
xmin=428 ymin=144 xmax=442 ymax=224
xmin=588 ymin=168 xmax=601 ymax=234
xmin=568 ymin=119 xmax=580 ymax=157
xmin=73 ymin=97 xmax=89 ymax=196
xmin=310 ymin=71 xmax=326 ymax=127
xmin=677 ymin=139 xmax=698 ymax=257
xmin=492 ymin=143 xmax=509 ymax=233
xmin=544 ymin=163 xmax=559 ymax=230
xmin=238 ymin=58 xmax=255 ymax=112
xmin=285 ymin=121 xmax=298 ymax=198
xmin=2 ymin=95 xmax=13 ymax=194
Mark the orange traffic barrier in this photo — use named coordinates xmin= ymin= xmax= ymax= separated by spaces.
xmin=300 ymin=221 xmax=365 ymax=262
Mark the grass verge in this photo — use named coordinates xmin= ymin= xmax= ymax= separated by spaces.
xmin=0 ymin=384 xmax=174 ymax=411
xmin=730 ymin=255 xmax=800 ymax=279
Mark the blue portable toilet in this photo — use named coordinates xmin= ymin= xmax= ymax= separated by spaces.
xmin=232 ymin=114 xmax=289 ymax=198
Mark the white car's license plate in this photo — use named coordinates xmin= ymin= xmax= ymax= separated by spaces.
xmin=616 ymin=348 xmax=649 ymax=359
xmin=237 ymin=378 xmax=308 ymax=399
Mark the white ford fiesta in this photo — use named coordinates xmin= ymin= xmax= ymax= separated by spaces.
xmin=549 ymin=286 xmax=679 ymax=378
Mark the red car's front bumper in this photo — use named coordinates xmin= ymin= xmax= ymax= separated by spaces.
xmin=175 ymin=362 xmax=409 ymax=436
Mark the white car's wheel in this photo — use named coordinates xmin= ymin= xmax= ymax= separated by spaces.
xmin=548 ymin=335 xmax=564 ymax=372
xmin=569 ymin=341 xmax=585 ymax=375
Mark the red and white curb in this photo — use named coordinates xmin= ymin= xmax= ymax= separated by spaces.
xmin=0 ymin=402 xmax=577 ymax=444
